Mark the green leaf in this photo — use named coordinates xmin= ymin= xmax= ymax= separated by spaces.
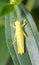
xmin=15 ymin=0 xmax=23 ymax=5
xmin=0 ymin=4 xmax=14 ymax=16
xmin=25 ymin=0 xmax=36 ymax=11
xmin=5 ymin=4 xmax=39 ymax=65
xmin=0 ymin=0 xmax=23 ymax=17
xmin=0 ymin=17 xmax=5 ymax=27
xmin=0 ymin=27 xmax=10 ymax=65
xmin=10 ymin=0 xmax=23 ymax=5
xmin=5 ymin=16 xmax=32 ymax=65
xmin=5 ymin=8 xmax=32 ymax=65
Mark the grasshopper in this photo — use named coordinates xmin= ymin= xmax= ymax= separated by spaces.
xmin=10 ymin=20 xmax=29 ymax=55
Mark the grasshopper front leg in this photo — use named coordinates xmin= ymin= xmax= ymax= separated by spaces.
xmin=22 ymin=19 xmax=27 ymax=27
xmin=22 ymin=20 xmax=30 ymax=41
xmin=10 ymin=24 xmax=16 ymax=28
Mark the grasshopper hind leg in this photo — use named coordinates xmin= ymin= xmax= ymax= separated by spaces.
xmin=12 ymin=33 xmax=17 ymax=44
xmin=10 ymin=24 xmax=16 ymax=44
xmin=23 ymin=31 xmax=30 ymax=41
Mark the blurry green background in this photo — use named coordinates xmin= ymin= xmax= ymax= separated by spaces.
xmin=0 ymin=0 xmax=39 ymax=65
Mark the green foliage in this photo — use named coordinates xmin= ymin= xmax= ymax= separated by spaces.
xmin=13 ymin=0 xmax=23 ymax=5
xmin=5 ymin=14 xmax=32 ymax=65
xmin=0 ymin=27 xmax=10 ymax=65
xmin=0 ymin=4 xmax=14 ymax=16
xmin=0 ymin=0 xmax=39 ymax=65
xmin=5 ymin=4 xmax=39 ymax=65
xmin=0 ymin=0 xmax=23 ymax=17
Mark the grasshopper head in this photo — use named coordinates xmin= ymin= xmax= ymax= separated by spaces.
xmin=15 ymin=21 xmax=20 ymax=26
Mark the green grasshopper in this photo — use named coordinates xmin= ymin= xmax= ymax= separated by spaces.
xmin=10 ymin=20 xmax=29 ymax=55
